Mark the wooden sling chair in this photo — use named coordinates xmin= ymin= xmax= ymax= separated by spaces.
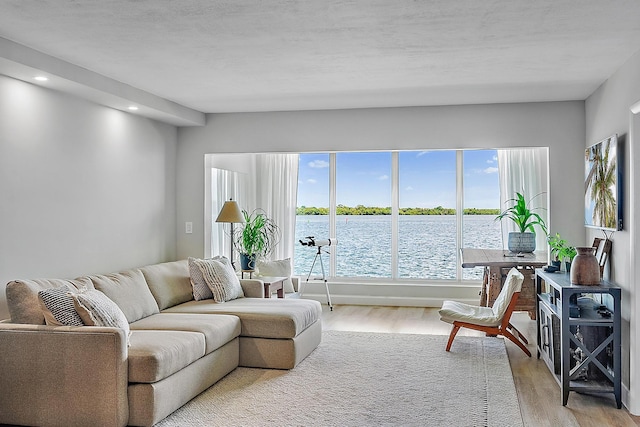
xmin=439 ymin=267 xmax=531 ymax=356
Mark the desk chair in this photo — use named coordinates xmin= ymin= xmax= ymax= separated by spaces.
xmin=439 ymin=267 xmax=531 ymax=356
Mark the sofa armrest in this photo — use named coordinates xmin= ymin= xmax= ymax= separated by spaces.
xmin=240 ymin=279 xmax=265 ymax=298
xmin=0 ymin=323 xmax=129 ymax=427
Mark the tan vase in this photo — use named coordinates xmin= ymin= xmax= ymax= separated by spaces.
xmin=570 ymin=247 xmax=601 ymax=285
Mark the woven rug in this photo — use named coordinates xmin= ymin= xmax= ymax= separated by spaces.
xmin=156 ymin=331 xmax=523 ymax=427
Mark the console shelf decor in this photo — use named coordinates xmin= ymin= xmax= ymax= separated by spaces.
xmin=535 ymin=269 xmax=621 ymax=408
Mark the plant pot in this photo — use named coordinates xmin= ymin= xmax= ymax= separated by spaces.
xmin=570 ymin=247 xmax=600 ymax=285
xmin=240 ymin=253 xmax=256 ymax=271
xmin=551 ymin=260 xmax=561 ymax=268
xmin=508 ymin=232 xmax=536 ymax=253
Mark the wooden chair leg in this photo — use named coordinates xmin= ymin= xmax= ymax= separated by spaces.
xmin=503 ymin=329 xmax=531 ymax=357
xmin=446 ymin=324 xmax=461 ymax=352
xmin=508 ymin=323 xmax=528 ymax=344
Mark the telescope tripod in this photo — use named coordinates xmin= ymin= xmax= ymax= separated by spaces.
xmin=303 ymin=245 xmax=333 ymax=311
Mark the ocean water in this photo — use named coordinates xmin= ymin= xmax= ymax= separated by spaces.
xmin=294 ymin=215 xmax=503 ymax=280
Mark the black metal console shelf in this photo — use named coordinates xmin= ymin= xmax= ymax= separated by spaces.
xmin=535 ymin=269 xmax=621 ymax=408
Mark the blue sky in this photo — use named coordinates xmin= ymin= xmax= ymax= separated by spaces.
xmin=298 ymin=150 xmax=500 ymax=209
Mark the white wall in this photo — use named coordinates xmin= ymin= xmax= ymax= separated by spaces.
xmin=0 ymin=75 xmax=178 ymax=319
xmin=177 ymin=102 xmax=586 ymax=260
xmin=586 ymin=48 xmax=640 ymax=413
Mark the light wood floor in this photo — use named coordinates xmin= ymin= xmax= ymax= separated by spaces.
xmin=320 ymin=304 xmax=640 ymax=427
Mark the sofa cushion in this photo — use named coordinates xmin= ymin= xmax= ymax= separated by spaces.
xmin=163 ymin=298 xmax=322 ymax=339
xmin=139 ymin=260 xmax=193 ymax=310
xmin=6 ymin=277 xmax=94 ymax=325
xmin=130 ymin=313 xmax=240 ymax=354
xmin=37 ymin=286 xmax=85 ymax=326
xmin=86 ymin=269 xmax=159 ymax=323
xmin=128 ymin=330 xmax=205 ymax=383
xmin=192 ymin=257 xmax=244 ymax=303
xmin=256 ymin=258 xmax=295 ymax=293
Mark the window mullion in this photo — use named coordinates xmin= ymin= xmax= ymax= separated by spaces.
xmin=329 ymin=152 xmax=337 ymax=277
xmin=391 ymin=152 xmax=399 ymax=279
xmin=456 ymin=150 xmax=464 ymax=281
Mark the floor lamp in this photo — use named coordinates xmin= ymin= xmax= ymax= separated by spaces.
xmin=215 ymin=199 xmax=244 ymax=270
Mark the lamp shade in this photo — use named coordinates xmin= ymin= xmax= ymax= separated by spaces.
xmin=215 ymin=200 xmax=244 ymax=223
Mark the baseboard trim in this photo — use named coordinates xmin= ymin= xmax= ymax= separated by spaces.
xmin=300 ymin=293 xmax=478 ymax=308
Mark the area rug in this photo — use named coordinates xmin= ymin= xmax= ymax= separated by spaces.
xmin=156 ymin=331 xmax=524 ymax=427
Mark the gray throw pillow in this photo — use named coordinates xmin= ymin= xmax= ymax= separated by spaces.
xmin=37 ymin=286 xmax=85 ymax=326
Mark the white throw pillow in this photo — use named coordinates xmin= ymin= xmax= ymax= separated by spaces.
xmin=71 ymin=288 xmax=131 ymax=346
xmin=256 ymin=258 xmax=294 ymax=293
xmin=193 ymin=257 xmax=244 ymax=303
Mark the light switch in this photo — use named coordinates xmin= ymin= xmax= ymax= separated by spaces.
xmin=185 ymin=222 xmax=193 ymax=234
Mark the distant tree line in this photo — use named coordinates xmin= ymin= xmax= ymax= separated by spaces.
xmin=296 ymin=205 xmax=499 ymax=216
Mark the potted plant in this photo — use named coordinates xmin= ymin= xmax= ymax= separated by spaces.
xmin=495 ymin=192 xmax=547 ymax=253
xmin=548 ymin=233 xmax=567 ymax=268
xmin=557 ymin=245 xmax=577 ymax=273
xmin=233 ymin=209 xmax=280 ymax=271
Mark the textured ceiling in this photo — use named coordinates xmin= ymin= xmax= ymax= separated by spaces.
xmin=1 ymin=0 xmax=640 ymax=113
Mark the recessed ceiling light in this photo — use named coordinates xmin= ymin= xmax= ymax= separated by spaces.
xmin=34 ymin=76 xmax=49 ymax=81
xmin=127 ymin=106 xmax=139 ymax=111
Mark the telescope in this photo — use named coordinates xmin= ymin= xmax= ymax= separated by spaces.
xmin=299 ymin=236 xmax=338 ymax=247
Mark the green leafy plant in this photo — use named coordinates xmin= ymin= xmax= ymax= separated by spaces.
xmin=547 ymin=233 xmax=567 ymax=261
xmin=495 ymin=192 xmax=548 ymax=235
xmin=557 ymin=245 xmax=577 ymax=264
xmin=233 ymin=209 xmax=280 ymax=259
xmin=547 ymin=233 xmax=576 ymax=262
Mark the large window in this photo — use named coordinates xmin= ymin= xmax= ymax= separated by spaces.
xmin=398 ymin=151 xmax=457 ymax=279
xmin=336 ymin=152 xmax=392 ymax=277
xmin=295 ymin=150 xmax=502 ymax=281
xmin=294 ymin=154 xmax=331 ymax=277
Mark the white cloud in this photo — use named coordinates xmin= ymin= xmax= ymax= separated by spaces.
xmin=308 ymin=160 xmax=329 ymax=168
xmin=307 ymin=178 xmax=317 ymax=184
xmin=416 ymin=151 xmax=428 ymax=157
xmin=405 ymin=186 xmax=414 ymax=191
xmin=487 ymin=155 xmax=498 ymax=164
xmin=379 ymin=174 xmax=389 ymax=180
xmin=483 ymin=167 xmax=499 ymax=174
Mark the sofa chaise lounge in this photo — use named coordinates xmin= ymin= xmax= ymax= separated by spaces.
xmin=0 ymin=259 xmax=322 ymax=427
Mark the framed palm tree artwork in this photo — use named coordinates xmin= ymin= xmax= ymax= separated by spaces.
xmin=584 ymin=134 xmax=623 ymax=231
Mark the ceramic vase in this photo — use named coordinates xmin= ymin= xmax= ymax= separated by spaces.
xmin=570 ymin=247 xmax=600 ymax=285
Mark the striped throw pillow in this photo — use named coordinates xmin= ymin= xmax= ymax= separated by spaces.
xmin=72 ymin=288 xmax=130 ymax=345
xmin=193 ymin=257 xmax=244 ymax=303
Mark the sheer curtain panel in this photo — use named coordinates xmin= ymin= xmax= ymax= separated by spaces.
xmin=256 ymin=154 xmax=299 ymax=261
xmin=497 ymin=148 xmax=549 ymax=252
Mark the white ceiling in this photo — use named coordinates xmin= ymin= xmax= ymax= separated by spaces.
xmin=1 ymin=0 xmax=640 ymax=114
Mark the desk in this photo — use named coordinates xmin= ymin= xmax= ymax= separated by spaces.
xmin=461 ymin=248 xmax=548 ymax=319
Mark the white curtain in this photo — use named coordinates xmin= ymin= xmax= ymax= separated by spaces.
xmin=211 ymin=168 xmax=250 ymax=259
xmin=255 ymin=153 xmax=299 ymax=261
xmin=497 ymin=148 xmax=549 ymax=252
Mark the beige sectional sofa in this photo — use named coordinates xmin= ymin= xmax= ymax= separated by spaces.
xmin=0 ymin=259 xmax=322 ymax=427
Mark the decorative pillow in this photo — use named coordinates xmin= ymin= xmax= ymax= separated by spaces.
xmin=256 ymin=258 xmax=295 ymax=293
xmin=193 ymin=257 xmax=244 ymax=303
xmin=189 ymin=257 xmax=214 ymax=300
xmin=71 ymin=288 xmax=131 ymax=346
xmin=37 ymin=286 xmax=85 ymax=326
